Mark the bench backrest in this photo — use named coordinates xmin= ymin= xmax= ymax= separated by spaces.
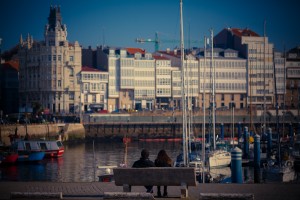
xmin=113 ymin=167 xmax=196 ymax=186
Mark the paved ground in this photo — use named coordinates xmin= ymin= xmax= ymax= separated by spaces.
xmin=0 ymin=182 xmax=300 ymax=200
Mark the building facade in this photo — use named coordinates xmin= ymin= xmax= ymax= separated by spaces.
xmin=285 ymin=46 xmax=300 ymax=113
xmin=18 ymin=6 xmax=82 ymax=115
xmin=214 ymin=28 xmax=274 ymax=109
xmin=80 ymin=66 xmax=108 ymax=112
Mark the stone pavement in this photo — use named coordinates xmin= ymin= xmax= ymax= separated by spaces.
xmin=0 ymin=182 xmax=300 ymax=200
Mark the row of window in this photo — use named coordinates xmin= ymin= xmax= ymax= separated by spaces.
xmin=82 ymin=74 xmax=108 ymax=81
xmin=135 ymin=71 xmax=155 ymax=77
xmin=135 ymin=90 xmax=155 ymax=97
xmin=200 ymin=72 xmax=246 ymax=79
xmin=200 ymin=83 xmax=246 ymax=90
xmin=199 ymin=61 xmax=246 ymax=68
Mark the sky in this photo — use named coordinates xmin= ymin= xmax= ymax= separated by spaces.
xmin=0 ymin=0 xmax=299 ymax=53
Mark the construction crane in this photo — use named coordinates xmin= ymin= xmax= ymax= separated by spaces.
xmin=136 ymin=32 xmax=200 ymax=52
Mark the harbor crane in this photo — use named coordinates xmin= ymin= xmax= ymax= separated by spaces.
xmin=135 ymin=32 xmax=201 ymax=52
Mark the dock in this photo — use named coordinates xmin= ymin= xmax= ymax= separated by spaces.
xmin=0 ymin=181 xmax=299 ymax=199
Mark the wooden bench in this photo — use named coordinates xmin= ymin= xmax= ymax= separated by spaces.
xmin=113 ymin=167 xmax=197 ymax=198
xmin=10 ymin=192 xmax=62 ymax=199
xmin=199 ymin=193 xmax=254 ymax=200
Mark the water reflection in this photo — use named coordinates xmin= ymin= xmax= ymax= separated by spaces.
xmin=0 ymin=141 xmax=182 ymax=182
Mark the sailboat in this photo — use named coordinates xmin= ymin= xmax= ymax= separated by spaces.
xmin=174 ymin=1 xmax=204 ymax=178
xmin=262 ymin=44 xmax=296 ymax=182
xmin=206 ymin=29 xmax=231 ymax=169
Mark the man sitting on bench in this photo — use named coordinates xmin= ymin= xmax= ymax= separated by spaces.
xmin=132 ymin=149 xmax=155 ymax=193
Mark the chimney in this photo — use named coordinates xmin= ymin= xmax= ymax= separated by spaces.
xmin=166 ymin=48 xmax=170 ymax=53
xmin=174 ymin=49 xmax=177 ymax=55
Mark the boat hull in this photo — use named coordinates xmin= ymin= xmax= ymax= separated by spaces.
xmin=17 ymin=151 xmax=45 ymax=162
xmin=0 ymin=153 xmax=19 ymax=164
xmin=208 ymin=150 xmax=231 ymax=168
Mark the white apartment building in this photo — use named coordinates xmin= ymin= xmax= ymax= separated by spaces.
xmin=154 ymin=55 xmax=172 ymax=109
xmin=197 ymin=48 xmax=247 ymax=109
xmin=80 ymin=66 xmax=108 ymax=112
xmin=274 ymin=51 xmax=286 ymax=108
xmin=215 ymin=28 xmax=274 ymax=108
xmin=285 ymin=46 xmax=300 ymax=110
xmin=98 ymin=47 xmax=156 ymax=111
xmin=18 ymin=6 xmax=81 ymax=115
xmin=156 ymin=48 xmax=247 ymax=109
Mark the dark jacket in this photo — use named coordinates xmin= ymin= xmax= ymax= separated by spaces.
xmin=132 ymin=158 xmax=155 ymax=168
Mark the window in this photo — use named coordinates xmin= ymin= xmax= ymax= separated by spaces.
xmin=221 ymin=94 xmax=224 ymax=101
xmin=69 ymin=93 xmax=74 ymax=100
xmin=69 ymin=68 xmax=74 ymax=77
xmin=70 ymin=56 xmax=74 ymax=61
xmin=240 ymin=94 xmax=244 ymax=101
xmin=231 ymin=94 xmax=234 ymax=101
xmin=58 ymin=80 xmax=61 ymax=88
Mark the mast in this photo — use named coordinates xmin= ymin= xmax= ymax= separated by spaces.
xmin=263 ymin=20 xmax=267 ymax=135
xmin=202 ymin=36 xmax=207 ymax=183
xmin=273 ymin=48 xmax=281 ymax=166
xmin=180 ymin=0 xmax=188 ymax=166
xmin=210 ymin=29 xmax=216 ymax=150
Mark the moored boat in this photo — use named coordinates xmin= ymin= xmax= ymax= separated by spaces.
xmin=12 ymin=140 xmax=45 ymax=162
xmin=208 ymin=149 xmax=231 ymax=168
xmin=36 ymin=140 xmax=64 ymax=158
xmin=0 ymin=152 xmax=19 ymax=164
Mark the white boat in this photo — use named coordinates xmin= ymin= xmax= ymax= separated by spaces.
xmin=36 ymin=140 xmax=64 ymax=158
xmin=208 ymin=149 xmax=231 ymax=168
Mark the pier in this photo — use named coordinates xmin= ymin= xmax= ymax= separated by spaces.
xmin=0 ymin=181 xmax=300 ymax=200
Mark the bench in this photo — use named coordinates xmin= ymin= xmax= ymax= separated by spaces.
xmin=199 ymin=193 xmax=254 ymax=200
xmin=10 ymin=192 xmax=62 ymax=199
xmin=113 ymin=167 xmax=197 ymax=198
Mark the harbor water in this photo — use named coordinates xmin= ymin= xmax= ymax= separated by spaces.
xmin=1 ymin=140 xmax=254 ymax=182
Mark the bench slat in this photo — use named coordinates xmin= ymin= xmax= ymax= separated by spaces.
xmin=113 ymin=167 xmax=196 ymax=186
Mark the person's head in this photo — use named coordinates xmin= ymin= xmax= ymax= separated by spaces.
xmin=141 ymin=149 xmax=149 ymax=159
xmin=157 ymin=149 xmax=167 ymax=159
xmin=157 ymin=149 xmax=172 ymax=164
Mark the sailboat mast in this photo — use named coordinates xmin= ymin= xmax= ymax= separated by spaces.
xmin=202 ymin=36 xmax=207 ymax=183
xmin=263 ymin=20 xmax=267 ymax=135
xmin=273 ymin=48 xmax=281 ymax=167
xmin=180 ymin=0 xmax=188 ymax=166
xmin=211 ymin=29 xmax=216 ymax=150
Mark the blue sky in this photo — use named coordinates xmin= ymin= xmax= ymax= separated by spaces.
xmin=0 ymin=0 xmax=299 ymax=53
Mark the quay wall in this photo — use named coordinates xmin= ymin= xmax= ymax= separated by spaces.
xmin=1 ymin=111 xmax=299 ymax=144
xmin=0 ymin=123 xmax=85 ymax=146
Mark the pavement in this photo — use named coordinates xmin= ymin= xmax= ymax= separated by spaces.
xmin=0 ymin=182 xmax=300 ymax=200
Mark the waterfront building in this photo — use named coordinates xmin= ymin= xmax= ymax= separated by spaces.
xmin=197 ymin=48 xmax=247 ymax=109
xmin=214 ymin=28 xmax=274 ymax=108
xmin=285 ymin=46 xmax=300 ymax=112
xmin=156 ymin=48 xmax=247 ymax=109
xmin=274 ymin=51 xmax=286 ymax=108
xmin=97 ymin=47 xmax=156 ymax=112
xmin=18 ymin=6 xmax=82 ymax=114
xmin=79 ymin=66 xmax=108 ymax=112
xmin=153 ymin=54 xmax=173 ymax=109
